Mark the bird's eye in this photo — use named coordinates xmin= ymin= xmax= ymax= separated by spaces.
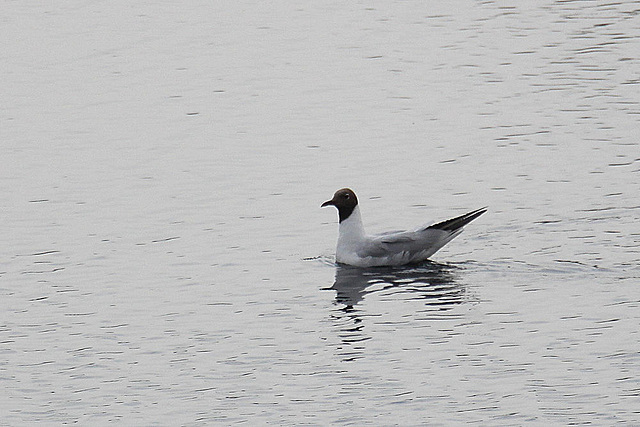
xmin=344 ymin=194 xmax=349 ymax=199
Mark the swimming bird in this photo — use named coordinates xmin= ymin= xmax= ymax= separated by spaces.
xmin=321 ymin=188 xmax=486 ymax=267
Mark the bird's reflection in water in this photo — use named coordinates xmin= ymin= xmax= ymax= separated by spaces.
xmin=330 ymin=261 xmax=463 ymax=310
xmin=325 ymin=261 xmax=465 ymax=361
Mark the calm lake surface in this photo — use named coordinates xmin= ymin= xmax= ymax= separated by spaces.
xmin=2 ymin=1 xmax=640 ymax=425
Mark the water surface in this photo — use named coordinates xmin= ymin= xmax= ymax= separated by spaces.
xmin=2 ymin=1 xmax=639 ymax=425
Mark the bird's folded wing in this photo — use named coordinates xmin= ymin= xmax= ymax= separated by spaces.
xmin=357 ymin=230 xmax=446 ymax=258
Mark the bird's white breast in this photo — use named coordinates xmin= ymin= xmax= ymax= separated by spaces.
xmin=335 ymin=206 xmax=368 ymax=265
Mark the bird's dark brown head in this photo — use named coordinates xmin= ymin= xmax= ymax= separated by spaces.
xmin=321 ymin=188 xmax=358 ymax=223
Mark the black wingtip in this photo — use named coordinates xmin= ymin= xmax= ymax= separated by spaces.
xmin=427 ymin=207 xmax=488 ymax=232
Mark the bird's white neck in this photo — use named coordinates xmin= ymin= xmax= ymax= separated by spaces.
xmin=338 ymin=205 xmax=366 ymax=241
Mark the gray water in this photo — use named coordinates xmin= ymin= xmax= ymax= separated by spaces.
xmin=2 ymin=1 xmax=640 ymax=425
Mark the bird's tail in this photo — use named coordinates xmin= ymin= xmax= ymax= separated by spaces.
xmin=426 ymin=207 xmax=487 ymax=232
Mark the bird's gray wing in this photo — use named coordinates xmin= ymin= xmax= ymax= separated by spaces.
xmin=358 ymin=229 xmax=449 ymax=259
xmin=356 ymin=207 xmax=487 ymax=262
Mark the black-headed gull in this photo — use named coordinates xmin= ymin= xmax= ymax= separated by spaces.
xmin=322 ymin=188 xmax=486 ymax=267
